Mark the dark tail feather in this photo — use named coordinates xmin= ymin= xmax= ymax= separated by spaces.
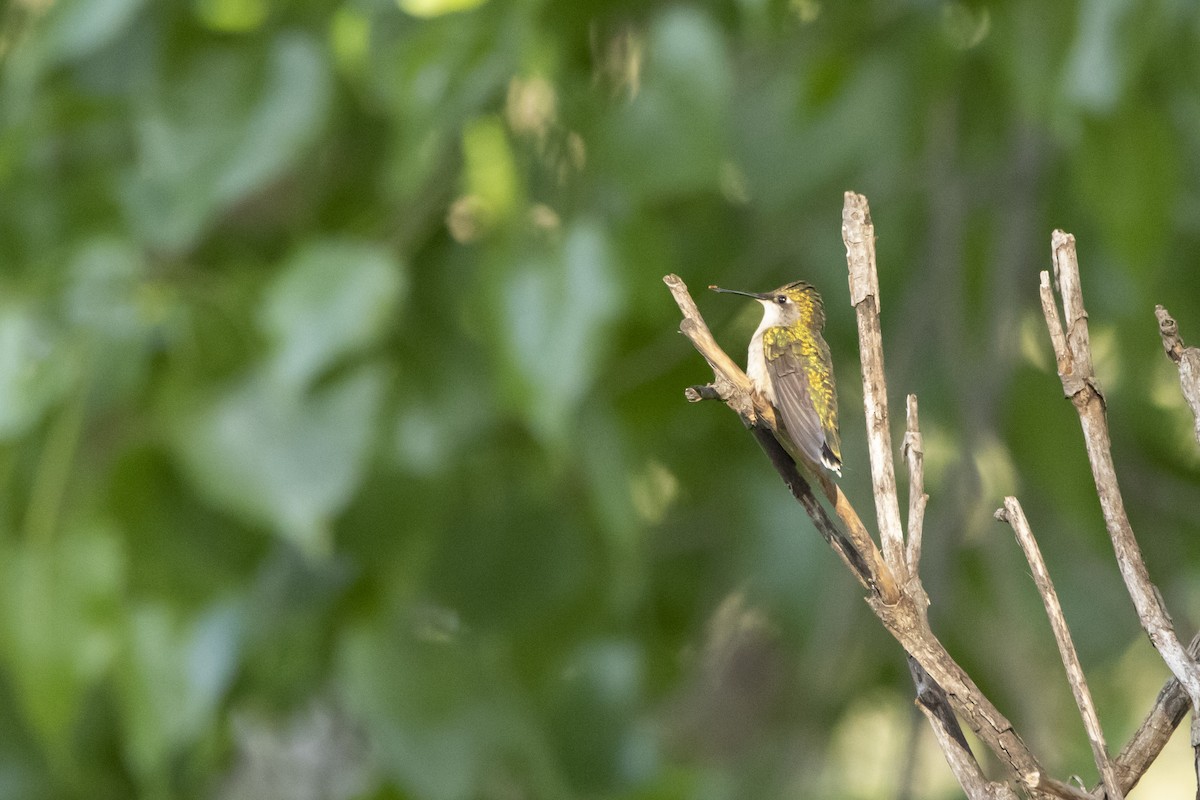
xmin=821 ymin=443 xmax=842 ymax=477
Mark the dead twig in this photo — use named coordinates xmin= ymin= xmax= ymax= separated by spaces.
xmin=843 ymin=192 xmax=909 ymax=586
xmin=902 ymin=394 xmax=929 ymax=591
xmin=1028 ymin=773 xmax=1096 ymax=800
xmin=995 ymin=497 xmax=1122 ymax=800
xmin=1040 ymin=234 xmax=1200 ymax=714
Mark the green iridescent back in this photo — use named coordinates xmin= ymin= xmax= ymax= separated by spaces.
xmin=762 ymin=283 xmax=841 ymax=469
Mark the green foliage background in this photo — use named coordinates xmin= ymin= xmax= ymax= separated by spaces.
xmin=2 ymin=0 xmax=1200 ymax=797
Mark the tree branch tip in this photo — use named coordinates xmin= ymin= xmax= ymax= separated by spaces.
xmin=685 ymin=384 xmax=722 ymax=403
xmin=1024 ymin=771 xmax=1095 ymax=800
xmin=1152 ymin=307 xmax=1180 ymax=347
xmin=1051 ymin=229 xmax=1076 ymax=248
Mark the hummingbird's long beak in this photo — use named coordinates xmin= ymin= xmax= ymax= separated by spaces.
xmin=709 ymin=285 xmax=769 ymax=300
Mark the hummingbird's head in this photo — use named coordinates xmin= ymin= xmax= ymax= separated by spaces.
xmin=709 ymin=281 xmax=824 ymax=329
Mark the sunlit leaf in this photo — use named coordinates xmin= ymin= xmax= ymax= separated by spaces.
xmin=193 ymin=0 xmax=269 ymax=33
xmin=330 ymin=7 xmax=370 ymax=75
xmin=397 ymin=0 xmax=489 ymax=19
xmin=461 ymin=116 xmax=520 ymax=230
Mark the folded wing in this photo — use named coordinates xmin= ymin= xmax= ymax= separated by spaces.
xmin=763 ymin=326 xmax=842 ymax=475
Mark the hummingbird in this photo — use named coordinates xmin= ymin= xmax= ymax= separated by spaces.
xmin=710 ymin=281 xmax=842 ymax=476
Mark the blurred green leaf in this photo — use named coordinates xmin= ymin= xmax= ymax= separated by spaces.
xmin=602 ymin=8 xmax=731 ymax=197
xmin=115 ymin=599 xmax=243 ymax=787
xmin=0 ymin=303 xmax=77 ymax=440
xmin=63 ymin=238 xmax=148 ymax=342
xmin=168 ymin=239 xmax=401 ymax=555
xmin=2 ymin=0 xmax=1200 ymax=795
xmin=63 ymin=237 xmax=177 ymax=407
xmin=120 ymin=33 xmax=332 ymax=251
xmin=17 ymin=0 xmax=147 ymax=72
xmin=461 ymin=115 xmax=519 ymax=228
xmin=261 ymin=241 xmax=405 ymax=388
xmin=0 ymin=529 xmax=125 ymax=763
xmin=1061 ymin=0 xmax=1135 ymax=112
xmin=170 ymin=367 xmax=386 ymax=557
xmin=497 ymin=218 xmax=622 ymax=443
xmin=549 ymin=639 xmax=652 ymax=790
xmin=336 ymin=622 xmax=562 ymax=800
xmin=1074 ymin=103 xmax=1179 ymax=263
xmin=337 ymin=625 xmax=477 ymax=800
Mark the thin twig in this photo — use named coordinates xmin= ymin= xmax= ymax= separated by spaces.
xmin=908 ymin=657 xmax=1018 ymax=800
xmin=1040 ymin=233 xmax=1200 ymax=712
xmin=1155 ymin=305 xmax=1200 ymax=448
xmin=996 ymin=497 xmax=1122 ymax=800
xmin=843 ymin=191 xmax=909 ymax=586
xmin=903 ymin=394 xmax=929 ymax=580
xmin=1028 ymin=773 xmax=1097 ymax=800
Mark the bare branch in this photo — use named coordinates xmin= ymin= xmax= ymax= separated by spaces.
xmin=1155 ymin=305 xmax=1200 ymax=448
xmin=1040 ymin=233 xmax=1200 ymax=711
xmin=843 ymin=191 xmax=908 ymax=585
xmin=995 ymin=497 xmax=1122 ymax=800
xmin=685 ymin=384 xmax=724 ymax=402
xmin=903 ymin=394 xmax=929 ymax=580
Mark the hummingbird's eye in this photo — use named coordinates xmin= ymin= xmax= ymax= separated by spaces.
xmin=776 ymin=295 xmax=788 ymax=305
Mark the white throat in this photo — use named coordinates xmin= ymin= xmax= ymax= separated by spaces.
xmin=745 ymin=299 xmax=783 ymax=400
